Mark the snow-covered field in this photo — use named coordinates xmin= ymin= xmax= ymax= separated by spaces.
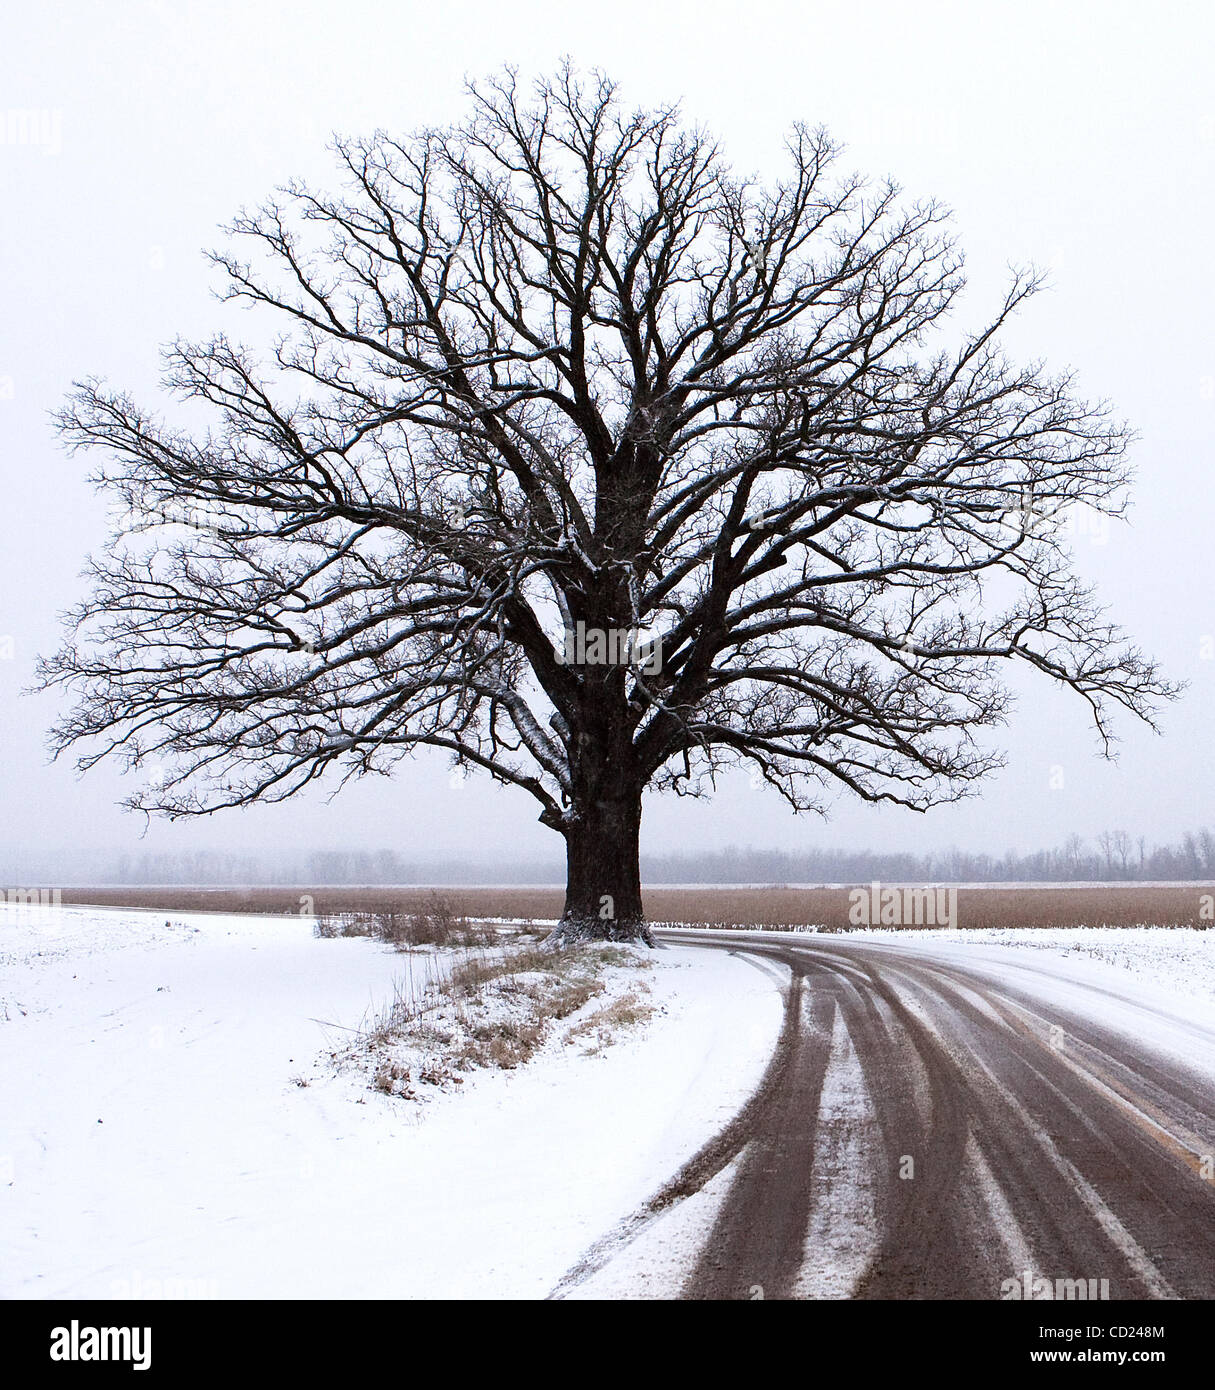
xmin=850 ymin=925 xmax=1215 ymax=1005
xmin=0 ymin=903 xmax=780 ymax=1299
xmin=3 ymin=904 xmax=1212 ymax=1301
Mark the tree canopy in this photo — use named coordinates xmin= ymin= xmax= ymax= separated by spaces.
xmin=39 ymin=66 xmax=1173 ymax=940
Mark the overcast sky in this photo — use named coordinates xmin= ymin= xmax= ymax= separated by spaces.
xmin=1 ymin=0 xmax=1212 ymax=870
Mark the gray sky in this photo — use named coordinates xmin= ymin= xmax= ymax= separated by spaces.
xmin=1 ymin=0 xmax=1212 ymax=868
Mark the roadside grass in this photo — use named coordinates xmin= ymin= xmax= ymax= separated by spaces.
xmin=340 ymin=937 xmax=654 ymax=1100
xmin=314 ymin=892 xmax=500 ymax=949
xmin=563 ymin=990 xmax=656 ymax=1055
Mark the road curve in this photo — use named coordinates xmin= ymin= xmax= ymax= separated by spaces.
xmin=556 ymin=929 xmax=1215 ymax=1300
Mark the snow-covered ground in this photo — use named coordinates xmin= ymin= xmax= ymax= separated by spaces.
xmin=0 ymin=903 xmax=780 ymax=1299
xmin=850 ymin=925 xmax=1215 ymax=1006
xmin=4 ymin=905 xmax=1212 ymax=1300
xmin=657 ymin=921 xmax=1215 ymax=1007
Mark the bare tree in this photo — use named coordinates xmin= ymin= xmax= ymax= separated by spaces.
xmin=1063 ymin=834 xmax=1088 ymax=881
xmin=38 ymin=66 xmax=1174 ymax=943
xmin=1111 ymin=828 xmax=1134 ymax=878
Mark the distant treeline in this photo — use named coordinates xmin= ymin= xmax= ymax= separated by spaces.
xmin=4 ymin=827 xmax=1215 ymax=886
xmin=643 ymin=828 xmax=1215 ymax=883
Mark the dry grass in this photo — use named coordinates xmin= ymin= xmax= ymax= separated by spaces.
xmin=343 ymin=939 xmax=650 ymax=1096
xmin=57 ymin=883 xmax=1215 ymax=930
xmin=454 ymin=1016 xmax=548 ymax=1070
xmin=647 ymin=885 xmax=1215 ymax=930
xmin=563 ymin=989 xmax=656 ymax=1055
xmin=372 ymin=1061 xmax=423 ymax=1098
xmin=314 ymin=892 xmax=497 ymax=948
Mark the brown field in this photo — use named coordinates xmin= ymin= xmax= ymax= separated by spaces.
xmin=55 ymin=883 xmax=1215 ymax=930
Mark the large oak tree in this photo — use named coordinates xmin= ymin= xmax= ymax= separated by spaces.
xmin=40 ymin=67 xmax=1172 ymax=943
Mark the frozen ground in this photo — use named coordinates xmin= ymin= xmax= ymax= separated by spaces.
xmin=0 ymin=903 xmax=780 ymax=1299
xmin=3 ymin=905 xmax=1212 ymax=1300
xmin=850 ymin=925 xmax=1215 ymax=1006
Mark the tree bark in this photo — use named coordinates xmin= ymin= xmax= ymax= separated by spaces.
xmin=549 ymin=794 xmax=653 ymax=946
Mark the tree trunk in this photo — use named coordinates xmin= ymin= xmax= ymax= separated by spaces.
xmin=549 ymin=794 xmax=653 ymax=947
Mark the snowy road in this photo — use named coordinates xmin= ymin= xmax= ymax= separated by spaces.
xmin=564 ymin=929 xmax=1215 ymax=1299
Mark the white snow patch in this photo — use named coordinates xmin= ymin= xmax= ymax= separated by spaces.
xmin=0 ymin=906 xmax=781 ymax=1298
xmin=850 ymin=925 xmax=1215 ymax=1006
xmin=793 ymin=1003 xmax=881 ymax=1299
xmin=563 ymin=1152 xmax=750 ymax=1300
